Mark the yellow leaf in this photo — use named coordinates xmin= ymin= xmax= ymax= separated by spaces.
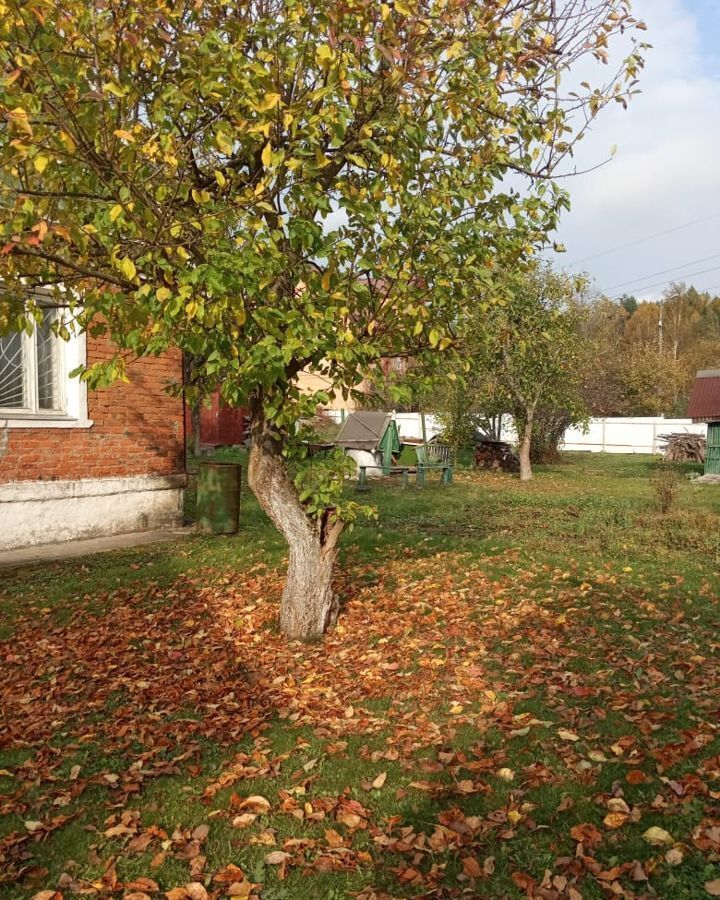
xmin=428 ymin=328 xmax=441 ymax=348
xmin=109 ymin=204 xmax=123 ymax=222
xmin=314 ymin=147 xmax=330 ymax=168
xmin=321 ymin=271 xmax=331 ymax=291
xmin=6 ymin=107 xmax=32 ymax=137
xmin=643 ymin=826 xmax=674 ymax=847
xmin=257 ymin=92 xmax=281 ymax=111
xmin=214 ymin=170 xmax=226 ymax=188
xmin=102 ymin=82 xmax=127 ymax=97
xmin=33 ymin=155 xmax=49 ymax=173
xmin=380 ymin=3 xmax=391 ymax=20
xmin=185 ymin=300 xmax=198 ymax=319
xmin=120 ymin=257 xmax=136 ymax=280
xmin=156 ymin=287 xmax=171 ymax=302
xmin=215 ymin=132 xmax=233 ymax=155
xmin=316 ymin=45 xmax=333 ymax=63
xmin=394 ymin=0 xmax=412 ymax=14
xmin=177 ymin=246 xmax=190 ymax=261
xmin=261 ymin=142 xmax=273 ymax=168
xmin=113 ymin=129 xmax=135 ymax=142
xmin=59 ymin=131 xmax=76 ymax=152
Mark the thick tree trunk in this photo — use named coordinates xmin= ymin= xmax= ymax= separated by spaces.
xmin=246 ymin=413 xmax=343 ymax=639
xmin=518 ymin=418 xmax=533 ymax=482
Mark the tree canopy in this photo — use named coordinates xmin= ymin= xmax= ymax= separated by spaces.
xmin=0 ymin=0 xmax=645 ymax=635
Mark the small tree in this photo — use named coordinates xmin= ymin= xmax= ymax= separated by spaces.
xmin=0 ymin=1 xmax=643 ymax=636
xmin=480 ymin=267 xmax=589 ymax=481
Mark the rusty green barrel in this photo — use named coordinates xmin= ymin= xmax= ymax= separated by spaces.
xmin=196 ymin=462 xmax=242 ymax=534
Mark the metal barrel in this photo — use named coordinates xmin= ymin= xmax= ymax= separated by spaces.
xmin=196 ymin=462 xmax=242 ymax=534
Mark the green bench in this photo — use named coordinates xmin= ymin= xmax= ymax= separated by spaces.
xmin=356 ymin=449 xmax=453 ymax=491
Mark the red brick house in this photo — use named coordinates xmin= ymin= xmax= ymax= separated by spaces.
xmin=0 ymin=311 xmax=185 ymax=550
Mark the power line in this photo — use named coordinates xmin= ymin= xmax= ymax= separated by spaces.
xmin=566 ymin=212 xmax=720 ymax=266
xmin=603 ymin=252 xmax=720 ymax=293
xmin=622 ymin=263 xmax=720 ymax=298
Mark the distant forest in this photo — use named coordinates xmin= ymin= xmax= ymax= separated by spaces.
xmin=582 ymin=283 xmax=720 ymax=417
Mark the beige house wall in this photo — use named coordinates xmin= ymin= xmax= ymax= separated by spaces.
xmin=295 ymin=369 xmax=362 ymax=411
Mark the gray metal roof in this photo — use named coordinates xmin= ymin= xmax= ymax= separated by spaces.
xmin=335 ymin=411 xmax=393 ymax=450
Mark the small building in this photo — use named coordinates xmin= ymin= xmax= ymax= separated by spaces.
xmin=687 ymin=369 xmax=720 ymax=475
xmin=335 ymin=411 xmax=401 ymax=475
xmin=185 ymin=390 xmax=248 ymax=449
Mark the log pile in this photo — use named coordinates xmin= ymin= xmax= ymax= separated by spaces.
xmin=659 ymin=432 xmax=706 ymax=463
xmin=474 ymin=439 xmax=519 ymax=472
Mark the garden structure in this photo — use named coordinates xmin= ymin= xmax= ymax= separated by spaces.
xmin=687 ymin=369 xmax=720 ymax=475
xmin=335 ymin=411 xmax=452 ymax=489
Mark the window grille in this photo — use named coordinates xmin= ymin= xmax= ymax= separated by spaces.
xmin=0 ymin=309 xmax=64 ymax=415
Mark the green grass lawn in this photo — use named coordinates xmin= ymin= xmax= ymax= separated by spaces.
xmin=1 ymin=454 xmax=719 ymax=899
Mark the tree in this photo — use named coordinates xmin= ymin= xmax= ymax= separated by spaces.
xmin=0 ymin=0 xmax=644 ymax=637
xmin=579 ymin=295 xmax=629 ymax=416
xmin=479 ymin=267 xmax=589 ymax=481
xmin=619 ymin=293 xmax=638 ymax=316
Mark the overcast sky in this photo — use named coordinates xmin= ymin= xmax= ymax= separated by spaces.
xmin=551 ymin=0 xmax=720 ymax=300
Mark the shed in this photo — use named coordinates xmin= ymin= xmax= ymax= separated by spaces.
xmin=335 ymin=411 xmax=401 ymax=475
xmin=687 ymin=369 xmax=720 ymax=475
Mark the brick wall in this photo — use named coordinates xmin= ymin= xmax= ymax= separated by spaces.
xmin=0 ymin=336 xmax=184 ymax=484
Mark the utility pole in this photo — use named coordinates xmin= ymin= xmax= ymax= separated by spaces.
xmin=658 ymin=298 xmax=663 ymax=354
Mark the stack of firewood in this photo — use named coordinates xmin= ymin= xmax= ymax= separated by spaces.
xmin=474 ymin=439 xmax=520 ymax=472
xmin=659 ymin=433 xmax=706 ymax=463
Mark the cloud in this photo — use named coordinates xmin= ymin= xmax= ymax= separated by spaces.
xmin=552 ymin=0 xmax=720 ymax=299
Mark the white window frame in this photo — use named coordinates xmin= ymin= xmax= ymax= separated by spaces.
xmin=0 ymin=313 xmax=92 ymax=429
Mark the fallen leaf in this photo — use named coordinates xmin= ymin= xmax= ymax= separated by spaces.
xmin=665 ymin=848 xmax=684 ymax=866
xmin=236 ymin=795 xmax=271 ymax=815
xmin=371 ymin=771 xmax=387 ymax=790
xmin=603 ymin=811 xmax=629 ymax=829
xmin=232 ymin=814 xmax=257 ymax=829
xmin=607 ymin=798 xmax=630 ymax=814
xmin=462 ymin=856 xmax=483 ymax=878
xmin=705 ymin=880 xmax=720 ymax=896
xmin=265 ymin=851 xmax=291 ymax=865
xmin=644 ymin=826 xmax=674 ymax=847
xmin=558 ymin=729 xmax=580 ymax=742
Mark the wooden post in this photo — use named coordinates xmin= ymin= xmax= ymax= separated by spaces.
xmin=417 ymin=465 xmax=425 ymax=487
xmin=402 ymin=467 xmax=409 ymax=487
xmin=357 ymin=466 xmax=369 ymax=491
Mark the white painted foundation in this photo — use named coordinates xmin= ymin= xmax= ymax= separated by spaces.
xmin=0 ymin=474 xmax=186 ymax=551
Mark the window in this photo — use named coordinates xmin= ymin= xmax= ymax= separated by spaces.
xmin=0 ymin=308 xmax=64 ymax=415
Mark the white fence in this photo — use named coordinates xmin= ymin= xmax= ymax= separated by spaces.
xmin=327 ymin=411 xmax=707 ymax=455
xmin=561 ymin=418 xmax=706 ymax=455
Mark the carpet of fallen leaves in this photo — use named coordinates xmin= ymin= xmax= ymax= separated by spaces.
xmin=1 ymin=547 xmax=719 ymax=899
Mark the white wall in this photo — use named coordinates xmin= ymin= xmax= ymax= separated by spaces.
xmin=326 ymin=411 xmax=706 ymax=455
xmin=559 ymin=418 xmax=706 ymax=454
xmin=0 ymin=474 xmax=185 ymax=551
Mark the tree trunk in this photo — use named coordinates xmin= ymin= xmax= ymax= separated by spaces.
xmin=246 ymin=412 xmax=343 ymax=639
xmin=518 ymin=417 xmax=533 ymax=482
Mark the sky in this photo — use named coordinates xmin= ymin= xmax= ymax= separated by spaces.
xmin=551 ymin=0 xmax=720 ymax=300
